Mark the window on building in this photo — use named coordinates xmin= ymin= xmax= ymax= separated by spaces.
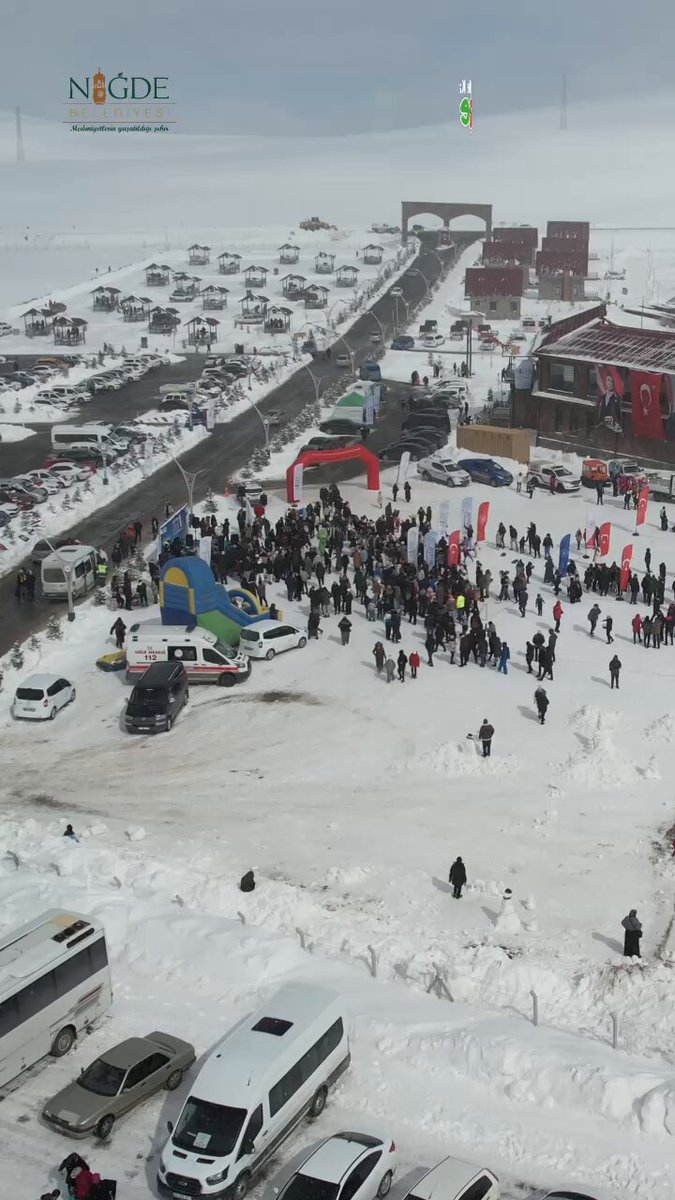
xmin=549 ymin=362 xmax=575 ymax=393
xmin=554 ymin=406 xmax=561 ymax=432
xmin=510 ymin=300 xmax=518 ymax=314
xmin=488 ymin=301 xmax=497 ymax=314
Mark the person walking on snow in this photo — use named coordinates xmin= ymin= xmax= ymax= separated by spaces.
xmin=535 ymin=593 xmax=544 ymax=616
xmin=632 ymin=612 xmax=643 ymax=644
xmin=534 ymin=686 xmax=549 ymax=725
xmin=449 ymin=856 xmax=467 ymax=899
xmin=425 ymin=630 xmax=436 ymax=666
xmin=109 ymin=617 xmax=126 ymax=649
xmin=409 ymin=650 xmax=420 ymax=678
xmin=338 ymin=616 xmax=352 ymax=646
xmin=588 ymin=603 xmax=601 ymax=636
xmin=552 ymin=599 xmax=563 ymax=632
xmin=384 ymin=656 xmax=396 ymax=683
xmin=609 ymin=654 xmax=622 ymax=689
xmin=498 ymin=642 xmax=510 ymax=674
xmin=397 ymin=650 xmax=408 ymax=681
xmin=622 ymin=909 xmax=642 ymax=957
xmin=372 ymin=641 xmax=385 ymax=673
xmin=603 ymin=615 xmax=614 ymax=644
xmin=478 ymin=718 xmax=495 ymax=757
xmin=404 ymin=481 xmax=411 ymax=503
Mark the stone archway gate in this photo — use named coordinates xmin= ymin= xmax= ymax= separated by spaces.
xmin=401 ymin=200 xmax=493 ymax=242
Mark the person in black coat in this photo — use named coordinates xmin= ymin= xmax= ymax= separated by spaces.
xmin=621 ymin=909 xmax=642 ymax=957
xmin=449 ymin=856 xmax=467 ymax=898
xmin=534 ymin=686 xmax=549 ymax=724
xmin=609 ymin=654 xmax=622 ymax=689
xmin=338 ymin=616 xmax=352 ymax=645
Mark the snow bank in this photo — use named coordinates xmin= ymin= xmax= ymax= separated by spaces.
xmin=412 ymin=739 xmax=521 ymax=777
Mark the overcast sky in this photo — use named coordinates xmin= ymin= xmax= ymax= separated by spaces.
xmin=1 ymin=0 xmax=674 ymax=136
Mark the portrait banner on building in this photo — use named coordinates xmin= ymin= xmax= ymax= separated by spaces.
xmin=596 ymin=363 xmax=624 ymax=434
xmin=437 ymin=499 xmax=451 ymax=537
xmin=461 ymin=496 xmax=474 ymax=535
xmin=447 ymin=530 xmax=461 ymax=567
xmin=477 ymin=501 xmax=490 ymax=543
xmin=598 ymin=521 xmax=611 ymax=557
xmin=423 ymin=529 xmax=438 ymax=567
xmin=637 ymin=485 xmax=650 ymax=527
xmin=630 ymin=370 xmax=665 ymax=442
xmin=620 ymin=543 xmax=634 ymax=592
xmin=585 ymin=511 xmax=598 ymax=549
xmin=406 ymin=525 xmax=419 ymax=565
xmin=558 ymin=533 xmax=571 ymax=574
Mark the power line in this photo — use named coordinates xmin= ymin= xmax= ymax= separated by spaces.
xmin=15 ymin=106 xmax=25 ymax=163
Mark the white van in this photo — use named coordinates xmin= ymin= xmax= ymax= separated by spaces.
xmin=157 ymin=983 xmax=350 ymax=1200
xmin=41 ymin=545 xmax=98 ymax=600
xmin=126 ymin=622 xmax=250 ymax=686
xmin=159 ymin=383 xmax=198 ymax=396
xmin=50 ymin=424 xmax=115 ymax=452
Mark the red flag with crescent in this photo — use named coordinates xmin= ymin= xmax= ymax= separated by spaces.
xmin=620 ymin=544 xmax=634 ymax=592
xmin=598 ymin=522 xmax=611 ymax=557
xmin=447 ymin=530 xmax=461 ymax=566
xmin=477 ymin=501 xmax=490 ymax=543
xmin=637 ymin=486 xmax=650 ymax=527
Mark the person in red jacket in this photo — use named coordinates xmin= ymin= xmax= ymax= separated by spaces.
xmin=552 ymin=599 xmax=563 ymax=632
xmin=631 ymin=612 xmax=643 ymax=644
xmin=408 ymin=650 xmax=420 ymax=678
xmin=73 ymin=1168 xmax=101 ymax=1200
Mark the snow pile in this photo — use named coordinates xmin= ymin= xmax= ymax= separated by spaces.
xmin=560 ymin=706 xmax=641 ymax=789
xmin=645 ymin=714 xmax=675 ymax=743
xmin=0 ymin=423 xmax=34 ymax=442
xmin=413 ymin=739 xmax=521 ymax=777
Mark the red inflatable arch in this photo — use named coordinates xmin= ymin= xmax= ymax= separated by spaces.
xmin=286 ymin=446 xmax=381 ymax=502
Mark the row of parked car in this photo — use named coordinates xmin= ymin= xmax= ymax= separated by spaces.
xmin=36 ymin=979 xmax=598 ymax=1200
xmin=378 ymin=377 xmax=468 ymax=464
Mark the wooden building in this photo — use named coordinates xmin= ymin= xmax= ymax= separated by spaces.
xmin=361 ymin=244 xmax=383 ymax=265
xmin=201 ymin=285 xmax=229 ymax=311
xmin=237 ymin=292 xmax=268 ymax=324
xmin=281 ymin=273 xmax=306 ymax=298
xmin=22 ymin=307 xmax=53 ymax=337
xmin=336 ymin=265 xmax=359 ymax=287
xmin=265 ymin=305 xmax=292 ymax=332
xmin=187 ymin=243 xmax=211 ymax=265
xmin=187 ymin=316 xmax=219 ymax=345
xmin=278 ymin=243 xmax=300 ymax=264
xmin=482 ymin=240 xmax=533 ymax=268
xmin=145 ymin=263 xmax=172 ymax=286
xmin=170 ymin=274 xmax=200 ymax=301
xmin=120 ymin=295 xmax=152 ymax=321
xmin=91 ymin=285 xmax=121 ymax=312
xmin=218 ymin=252 xmax=241 ymax=275
xmin=53 ymin=316 xmax=87 ymax=345
xmin=314 ymin=252 xmax=335 ymax=274
xmin=149 ymin=306 xmax=181 ymax=333
xmin=244 ymin=264 xmax=268 ymax=289
xmin=304 ymin=284 xmax=329 ymax=309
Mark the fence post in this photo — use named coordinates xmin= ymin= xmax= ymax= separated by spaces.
xmin=366 ymin=944 xmax=377 ymax=978
xmin=611 ymin=1012 xmax=618 ymax=1049
xmin=237 ymin=911 xmax=246 ymax=925
xmin=296 ymin=927 xmax=307 ymax=951
xmin=530 ymin=989 xmax=539 ymax=1026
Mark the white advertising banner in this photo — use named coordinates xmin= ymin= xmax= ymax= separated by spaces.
xmin=199 ymin=535 xmax=212 ymax=565
xmin=396 ymin=451 xmax=411 ymax=488
xmin=406 ymin=525 xmax=419 ymax=565
xmin=437 ymin=499 xmax=451 ymax=537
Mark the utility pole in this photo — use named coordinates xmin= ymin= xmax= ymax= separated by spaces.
xmin=15 ymin=106 xmax=25 ymax=163
xmin=560 ymin=74 xmax=567 ymax=131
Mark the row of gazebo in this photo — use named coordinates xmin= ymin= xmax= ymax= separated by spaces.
xmin=148 ymin=244 xmax=384 ymax=282
xmin=22 ymin=308 xmax=89 ymax=344
xmin=144 ymin=257 xmax=367 ymax=288
xmin=148 ymin=302 xmax=293 ymax=341
xmin=90 ymin=278 xmax=333 ymax=316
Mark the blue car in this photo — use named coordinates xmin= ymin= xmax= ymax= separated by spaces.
xmin=359 ymin=362 xmax=382 ymax=381
xmin=391 ymin=335 xmax=415 ymax=350
xmin=458 ymin=457 xmax=513 ymax=487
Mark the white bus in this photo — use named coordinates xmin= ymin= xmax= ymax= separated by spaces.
xmin=0 ymin=909 xmax=112 ymax=1088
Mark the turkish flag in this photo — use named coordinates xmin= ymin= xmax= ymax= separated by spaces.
xmin=477 ymin=501 xmax=490 ymax=543
xmin=631 ymin=371 xmax=665 ymax=441
xmin=599 ymin=521 xmax=611 ymax=557
xmin=637 ymin=485 xmax=650 ymax=527
xmin=620 ymin=544 xmax=634 ymax=592
xmin=447 ymin=530 xmax=461 ymax=566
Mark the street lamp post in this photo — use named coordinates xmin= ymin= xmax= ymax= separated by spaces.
xmin=336 ymin=335 xmax=355 ymax=372
xmin=171 ymin=457 xmax=202 ymax=519
xmin=370 ymin=312 xmax=387 ymax=343
xmin=303 ymin=365 xmax=323 ymax=402
xmin=409 ymin=268 xmax=431 ymax=300
xmin=42 ymin=537 xmax=76 ymax=621
xmin=240 ymin=393 xmax=271 ymax=455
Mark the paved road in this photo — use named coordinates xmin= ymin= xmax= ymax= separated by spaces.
xmin=0 ymin=239 xmax=477 ymax=653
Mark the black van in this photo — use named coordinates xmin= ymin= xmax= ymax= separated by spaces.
xmin=124 ymin=662 xmax=188 ymax=734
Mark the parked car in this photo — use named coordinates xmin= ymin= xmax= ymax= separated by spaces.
xmin=457 ymin=457 xmax=514 ymax=486
xmin=320 ymin=418 xmax=366 ymax=435
xmin=125 ymin=662 xmax=189 ymax=734
xmin=3 ymin=478 xmax=47 ymax=503
xmin=526 ymin=463 xmax=581 ymax=493
xmin=31 ymin=537 xmax=80 ymax=562
xmin=276 ymin=1132 xmax=397 ymax=1200
xmin=35 ymin=390 xmax=72 ymax=407
xmin=359 ymin=362 xmax=382 ymax=382
xmin=239 ymin=620 xmax=307 ymax=660
xmin=423 ymin=333 xmax=445 ymax=347
xmin=0 ymin=321 xmax=12 ymax=336
xmin=0 ymin=507 xmax=18 ymax=525
xmin=335 ymin=353 xmax=352 ymax=368
xmin=528 ymin=1192 xmax=599 ymax=1200
xmin=417 ymin=457 xmax=470 ymax=486
xmin=426 ymin=390 xmax=465 ymax=411
xmin=379 ymin=441 xmax=428 ymax=463
xmin=400 ymin=1156 xmax=499 ymax=1200
xmin=391 ymin=335 xmax=415 ymax=350
xmin=0 ymin=487 xmax=34 ymax=510
xmin=42 ymin=1031 xmax=196 ymax=1139
xmin=160 ymin=397 xmax=191 ymax=412
xmin=581 ymin=458 xmax=610 ymax=488
xmin=47 ymin=461 xmax=94 ymax=484
xmin=12 ymin=673 xmax=76 ymax=721
xmin=18 ymin=472 xmax=61 ymax=496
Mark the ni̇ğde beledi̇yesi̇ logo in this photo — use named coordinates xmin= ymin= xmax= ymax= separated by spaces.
xmin=67 ymin=70 xmax=174 ymax=129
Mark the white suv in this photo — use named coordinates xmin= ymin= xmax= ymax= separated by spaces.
xmin=417 ymin=456 xmax=470 ymax=487
xmin=527 ymin=463 xmax=581 ymax=493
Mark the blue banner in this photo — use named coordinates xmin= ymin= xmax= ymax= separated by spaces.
xmin=558 ymin=533 xmax=571 ymax=574
xmin=159 ymin=504 xmax=189 ymax=551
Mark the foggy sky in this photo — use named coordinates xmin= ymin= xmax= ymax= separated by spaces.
xmin=1 ymin=0 xmax=673 ymax=136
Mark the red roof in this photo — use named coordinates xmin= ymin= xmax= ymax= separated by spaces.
xmin=537 ymin=318 xmax=675 ymax=372
xmin=465 ymin=266 xmax=525 ymax=298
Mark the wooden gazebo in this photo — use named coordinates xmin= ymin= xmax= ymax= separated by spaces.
xmin=218 ymin=252 xmax=241 ymax=275
xmin=22 ymin=307 xmax=53 ymax=337
xmin=120 ymin=295 xmax=152 ymax=322
xmin=264 ymin=305 xmax=292 ymax=333
xmin=170 ymin=273 xmax=200 ymax=301
xmin=314 ymin=252 xmax=335 ymax=274
xmin=201 ymin=285 xmax=229 ymax=311
xmin=187 ymin=316 xmax=219 ymax=346
xmin=336 ymin=265 xmax=359 ymax=287
xmin=149 ymin=306 xmax=181 ymax=333
xmin=53 ymin=316 xmax=87 ymax=345
xmin=145 ymin=263 xmax=172 ymax=286
xmin=278 ymin=243 xmax=300 ymax=264
xmin=362 ymin=243 xmax=384 ymax=264
xmin=281 ymin=273 xmax=306 ymax=298
xmin=188 ymin=243 xmax=211 ymax=265
xmin=304 ymin=284 xmax=329 ymax=309
xmin=91 ymin=285 xmax=121 ymax=312
xmin=244 ymin=264 xmax=268 ymax=289
xmin=236 ymin=292 xmax=268 ymax=325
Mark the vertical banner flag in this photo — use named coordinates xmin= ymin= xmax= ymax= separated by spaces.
xmin=199 ymin=535 xmax=212 ymax=566
xmin=406 ymin=526 xmax=419 ymax=565
xmin=630 ymin=371 xmax=665 ymax=441
xmin=290 ymin=462 xmax=304 ymax=505
xmin=206 ymin=397 xmax=216 ymax=432
xmin=396 ymin=451 xmax=411 ymax=490
xmin=437 ymin=499 xmax=451 ymax=537
xmin=558 ymin=533 xmax=571 ymax=574
xmin=599 ymin=521 xmax=612 ymax=557
xmin=372 ymin=383 xmax=382 ymax=416
xmin=596 ymin=364 xmax=624 ymax=433
xmin=477 ymin=501 xmax=490 ymax=543
xmin=637 ymin=485 xmax=650 ymax=527
xmin=620 ymin=543 xmax=634 ymax=592
xmin=585 ymin=511 xmax=598 ymax=549
xmin=364 ymin=388 xmax=375 ymax=427
xmin=423 ymin=530 xmax=438 ymax=567
xmin=448 ymin=530 xmax=461 ymax=567
xmin=461 ymin=496 xmax=474 ymax=535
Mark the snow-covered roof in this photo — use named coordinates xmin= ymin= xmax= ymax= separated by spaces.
xmin=536 ymin=318 xmax=675 ymax=373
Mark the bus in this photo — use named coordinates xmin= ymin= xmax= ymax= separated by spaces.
xmin=0 ymin=909 xmax=112 ymax=1088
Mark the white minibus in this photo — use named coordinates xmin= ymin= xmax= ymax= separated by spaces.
xmin=0 ymin=909 xmax=112 ymax=1087
xmin=158 ymin=983 xmax=349 ymax=1199
xmin=50 ymin=425 xmax=126 ymax=453
xmin=41 ymin=544 xmax=98 ymax=599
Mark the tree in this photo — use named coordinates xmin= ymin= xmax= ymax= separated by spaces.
xmin=10 ymin=641 xmax=24 ymax=670
xmin=72 ymin=487 xmax=82 ymax=504
xmin=28 ymin=633 xmax=41 ymax=653
xmin=46 ymin=615 xmax=63 ymax=640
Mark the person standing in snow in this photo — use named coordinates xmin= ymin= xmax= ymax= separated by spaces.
xmin=337 ymin=616 xmax=352 ymax=645
xmin=239 ymin=870 xmax=255 ymax=892
xmin=478 ymin=718 xmax=494 ymax=757
xmin=109 ymin=617 xmax=127 ymax=649
xmin=449 ymin=856 xmax=467 ymax=899
xmin=534 ymin=686 xmax=549 ymax=725
xmin=425 ymin=630 xmax=436 ymax=667
xmin=384 ymin=656 xmax=396 ymax=683
xmin=397 ymin=650 xmax=408 ymax=682
xmin=535 ymin=593 xmax=544 ymax=617
xmin=498 ymin=641 xmax=510 ymax=674
xmin=372 ymin=641 xmax=385 ymax=673
xmin=408 ymin=649 xmax=420 ymax=678
xmin=63 ymin=824 xmax=79 ymax=842
xmin=621 ymin=909 xmax=642 ymax=957
xmin=603 ymin=615 xmax=614 ymax=644
xmin=404 ymin=481 xmax=411 ymax=503
xmin=552 ymin=599 xmax=563 ymax=632
xmin=631 ymin=612 xmax=643 ymax=644
xmin=609 ymin=654 xmax=622 ymax=689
